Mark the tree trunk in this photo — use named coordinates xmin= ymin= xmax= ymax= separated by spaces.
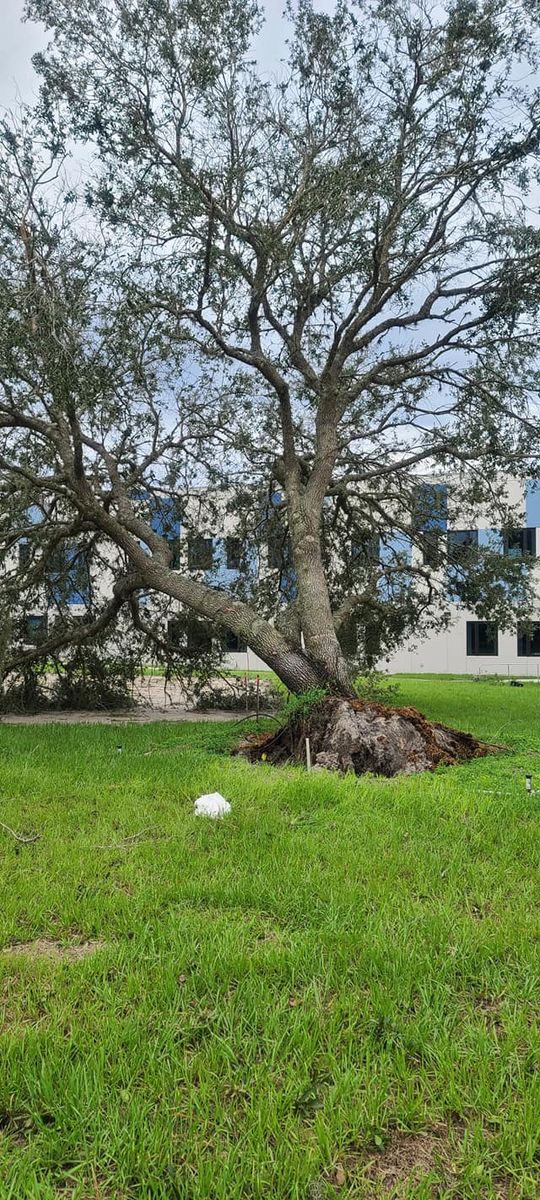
xmin=132 ymin=552 xmax=342 ymax=694
xmin=81 ymin=499 xmax=355 ymax=697
xmin=288 ymin=507 xmax=355 ymax=697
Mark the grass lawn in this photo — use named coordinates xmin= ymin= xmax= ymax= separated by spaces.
xmin=0 ymin=678 xmax=538 ymax=1199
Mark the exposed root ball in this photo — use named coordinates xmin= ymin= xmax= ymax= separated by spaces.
xmin=237 ymin=697 xmax=502 ymax=777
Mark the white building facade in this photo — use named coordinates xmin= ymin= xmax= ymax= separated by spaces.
xmin=378 ymin=475 xmax=540 ymax=677
xmin=12 ymin=476 xmax=540 ymax=677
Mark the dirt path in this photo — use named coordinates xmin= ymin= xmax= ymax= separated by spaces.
xmin=0 ymin=707 xmax=240 ymax=725
xmin=0 ymin=675 xmax=247 ymax=725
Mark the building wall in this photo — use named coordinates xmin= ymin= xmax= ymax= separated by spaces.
xmin=12 ymin=477 xmax=540 ymax=677
xmin=380 ymin=610 xmax=540 ymax=677
xmin=379 ymin=476 xmax=539 ymax=676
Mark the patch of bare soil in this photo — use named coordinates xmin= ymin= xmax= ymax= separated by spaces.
xmin=237 ymin=696 xmax=502 ymax=776
xmin=0 ymin=673 xmax=257 ymax=724
xmin=2 ymin=938 xmax=104 ymax=962
xmin=319 ymin=1123 xmax=465 ymax=1195
xmin=473 ymin=995 xmax=506 ymax=1036
xmin=361 ymin=1127 xmax=454 ymax=1191
xmin=319 ymin=1122 xmax=517 ymax=1198
xmin=0 ymin=1109 xmax=33 ymax=1148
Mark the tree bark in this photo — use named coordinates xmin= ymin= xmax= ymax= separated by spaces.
xmin=151 ymin=564 xmax=339 ymax=694
xmin=91 ymin=527 xmax=336 ymax=694
xmin=53 ymin=485 xmax=357 ymax=697
xmin=287 ymin=496 xmax=355 ymax=697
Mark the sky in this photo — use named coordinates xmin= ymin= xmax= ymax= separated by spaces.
xmin=0 ymin=0 xmax=337 ymax=111
xmin=0 ymin=0 xmax=45 ymax=109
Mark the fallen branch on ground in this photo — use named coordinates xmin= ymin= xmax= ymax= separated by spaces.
xmin=97 ymin=827 xmax=170 ymax=850
xmin=0 ymin=820 xmax=40 ymax=843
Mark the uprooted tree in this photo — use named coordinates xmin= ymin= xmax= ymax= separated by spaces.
xmin=1 ymin=0 xmax=540 ymax=714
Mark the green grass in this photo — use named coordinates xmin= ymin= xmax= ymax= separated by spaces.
xmin=0 ymin=678 xmax=538 ymax=1199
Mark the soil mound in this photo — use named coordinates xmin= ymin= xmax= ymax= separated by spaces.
xmin=237 ymin=696 xmax=502 ymax=777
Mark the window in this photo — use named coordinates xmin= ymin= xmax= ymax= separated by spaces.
xmin=503 ymin=528 xmax=536 ymax=558
xmin=225 ymin=537 xmax=243 ymax=570
xmin=186 ymin=620 xmax=212 ymax=654
xmin=421 ymin=529 xmax=442 ymax=568
xmin=149 ymin=497 xmax=183 ymax=539
xmin=167 ymin=539 xmax=181 ymax=570
xmin=187 ymin=535 xmax=213 ymax=571
xmin=223 ymin=630 xmax=247 ymax=653
xmin=466 ymin=621 xmax=498 ymax=656
xmin=351 ymin=532 xmax=379 ymax=565
xmin=24 ymin=614 xmax=47 ymax=643
xmin=167 ymin=617 xmax=212 ymax=653
xmin=447 ymin=529 xmax=478 ymax=559
xmin=18 ymin=541 xmax=31 ymax=568
xmin=48 ymin=545 xmax=91 ymax=606
xmin=412 ymin=483 xmax=448 ymax=531
xmin=268 ymin=529 xmax=290 ymax=569
xmin=517 ymin=623 xmax=540 ymax=656
xmin=167 ymin=618 xmax=183 ymax=647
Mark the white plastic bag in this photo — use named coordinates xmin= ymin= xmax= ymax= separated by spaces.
xmin=193 ymin=792 xmax=231 ymax=818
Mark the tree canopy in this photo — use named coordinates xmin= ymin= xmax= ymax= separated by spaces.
xmin=0 ymin=0 xmax=539 ymax=694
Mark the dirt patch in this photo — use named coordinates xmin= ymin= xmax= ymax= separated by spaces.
xmin=319 ymin=1122 xmax=517 ymax=1197
xmin=2 ymin=938 xmax=105 ymax=962
xmin=474 ymin=995 xmax=506 ymax=1035
xmin=0 ymin=1109 xmax=33 ymax=1147
xmin=318 ymin=1124 xmax=464 ymax=1194
xmin=0 ymin=673 xmax=253 ymax=724
xmin=360 ymin=1127 xmax=452 ymax=1191
xmin=237 ymin=696 xmax=502 ymax=776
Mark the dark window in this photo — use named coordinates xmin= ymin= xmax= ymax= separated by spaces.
xmin=168 ymin=617 xmax=213 ymax=653
xmin=447 ymin=529 xmax=478 ymax=559
xmin=351 ymin=532 xmax=379 ymax=565
xmin=466 ymin=621 xmax=498 ymax=656
xmin=517 ymin=623 xmax=540 ymax=656
xmin=223 ymin=630 xmax=247 ymax=653
xmin=188 ymin=535 xmax=213 ymax=571
xmin=225 ymin=537 xmax=243 ymax=570
xmin=19 ymin=541 xmax=31 ymax=568
xmin=67 ymin=551 xmax=91 ymax=605
xmin=186 ymin=620 xmax=212 ymax=654
xmin=25 ymin=614 xmax=47 ymax=643
xmin=167 ymin=618 xmax=183 ymax=648
xmin=167 ymin=539 xmax=181 ymax=570
xmin=149 ymin=496 xmax=183 ymax=539
xmin=421 ymin=529 xmax=442 ymax=568
xmin=503 ymin=528 xmax=536 ymax=558
xmin=268 ymin=529 xmax=290 ymax=569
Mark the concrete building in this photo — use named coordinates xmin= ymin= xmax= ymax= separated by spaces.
xmin=380 ymin=475 xmax=540 ymax=676
xmin=12 ymin=476 xmax=540 ymax=677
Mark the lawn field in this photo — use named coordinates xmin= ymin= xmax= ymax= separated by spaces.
xmin=0 ymin=679 xmax=538 ymax=1199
